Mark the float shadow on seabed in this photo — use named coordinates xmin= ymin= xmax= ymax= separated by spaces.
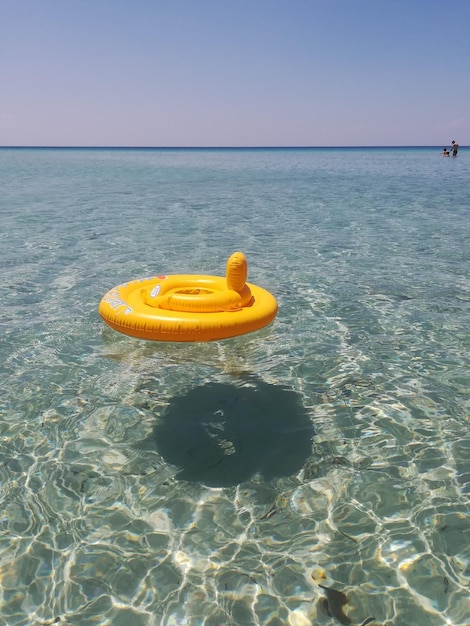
xmin=149 ymin=378 xmax=315 ymax=487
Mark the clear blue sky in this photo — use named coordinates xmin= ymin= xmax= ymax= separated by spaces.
xmin=1 ymin=0 xmax=468 ymax=147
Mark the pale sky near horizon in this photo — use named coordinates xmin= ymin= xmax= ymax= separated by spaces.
xmin=1 ymin=0 xmax=468 ymax=147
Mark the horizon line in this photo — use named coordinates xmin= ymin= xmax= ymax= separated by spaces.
xmin=0 ymin=145 xmax=464 ymax=150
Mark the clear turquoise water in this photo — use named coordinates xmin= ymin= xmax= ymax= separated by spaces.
xmin=1 ymin=147 xmax=469 ymax=625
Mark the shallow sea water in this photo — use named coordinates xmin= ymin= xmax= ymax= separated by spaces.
xmin=1 ymin=147 xmax=470 ymax=625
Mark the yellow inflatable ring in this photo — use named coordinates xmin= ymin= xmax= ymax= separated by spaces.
xmin=98 ymin=252 xmax=278 ymax=342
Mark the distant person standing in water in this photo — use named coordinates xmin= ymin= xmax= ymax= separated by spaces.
xmin=451 ymin=140 xmax=459 ymax=157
